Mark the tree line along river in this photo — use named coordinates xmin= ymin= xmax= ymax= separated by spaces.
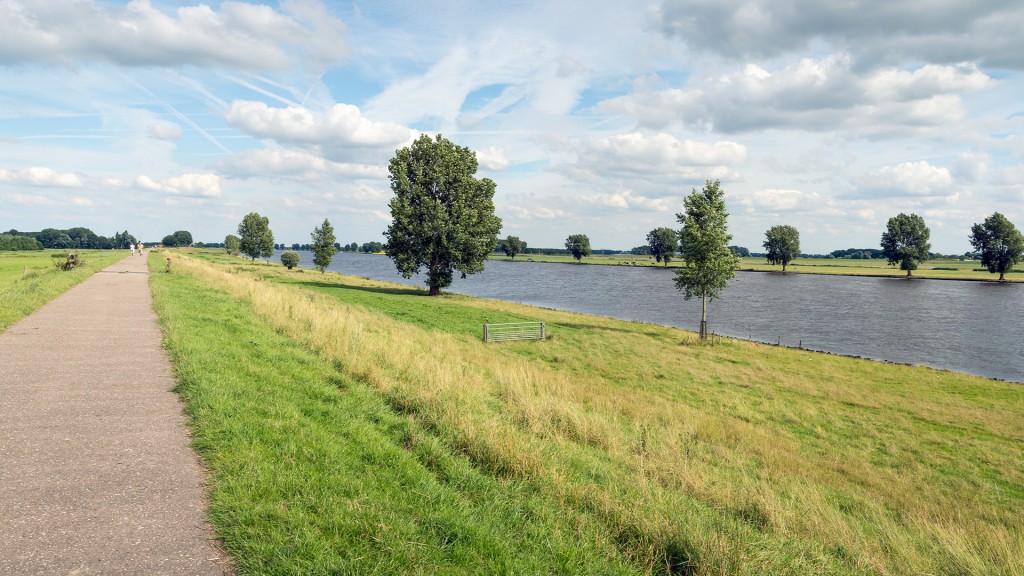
xmin=276 ymin=250 xmax=1024 ymax=383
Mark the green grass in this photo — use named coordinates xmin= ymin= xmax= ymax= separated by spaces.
xmin=153 ymin=251 xmax=1024 ymax=575
xmin=150 ymin=256 xmax=655 ymax=575
xmin=0 ymin=249 xmax=127 ymax=332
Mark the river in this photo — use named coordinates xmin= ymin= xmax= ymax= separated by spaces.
xmin=277 ymin=251 xmax=1024 ymax=383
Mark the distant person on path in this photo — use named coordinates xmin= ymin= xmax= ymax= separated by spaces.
xmin=130 ymin=243 xmax=135 ymax=256
xmin=138 ymin=242 xmax=143 ymax=256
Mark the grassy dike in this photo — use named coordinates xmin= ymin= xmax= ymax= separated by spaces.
xmin=0 ymin=250 xmax=128 ymax=332
xmin=151 ymin=251 xmax=1024 ymax=575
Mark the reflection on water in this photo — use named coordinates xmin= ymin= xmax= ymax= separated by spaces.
xmin=278 ymin=251 xmax=1024 ymax=383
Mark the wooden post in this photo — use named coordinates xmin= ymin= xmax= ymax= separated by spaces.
xmin=483 ymin=323 xmax=489 ymax=343
xmin=540 ymin=322 xmax=545 ymax=340
xmin=777 ymin=337 xmax=781 ymax=346
xmin=165 ymin=257 xmax=172 ymax=273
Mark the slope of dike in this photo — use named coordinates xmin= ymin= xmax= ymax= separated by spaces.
xmin=150 ymin=250 xmax=1024 ymax=576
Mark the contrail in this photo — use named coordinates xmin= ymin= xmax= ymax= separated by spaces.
xmin=131 ymin=78 xmax=233 ymax=155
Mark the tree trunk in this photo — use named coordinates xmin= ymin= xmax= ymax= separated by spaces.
xmin=999 ymin=271 xmax=1005 ymax=282
xmin=906 ymin=269 xmax=912 ymax=278
xmin=782 ymin=261 xmax=787 ymax=272
xmin=428 ymin=285 xmax=441 ymax=296
xmin=699 ymin=293 xmax=708 ymax=340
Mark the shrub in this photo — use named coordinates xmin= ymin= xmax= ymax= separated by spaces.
xmin=280 ymin=250 xmax=300 ymax=270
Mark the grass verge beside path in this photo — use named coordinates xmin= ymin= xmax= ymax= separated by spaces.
xmin=0 ymin=250 xmax=127 ymax=332
xmin=157 ymin=251 xmax=1024 ymax=575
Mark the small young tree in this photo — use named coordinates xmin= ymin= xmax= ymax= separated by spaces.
xmin=970 ymin=212 xmax=1024 ymax=282
xmin=238 ymin=212 xmax=275 ymax=261
xmin=675 ymin=180 xmax=739 ymax=340
xmin=503 ymin=235 xmax=525 ymax=260
xmin=311 ymin=218 xmax=337 ymax=273
xmin=224 ymin=234 xmax=241 ymax=255
xmin=646 ymin=227 xmax=679 ymax=266
xmin=280 ymin=250 xmax=300 ymax=270
xmin=763 ymin=225 xmax=801 ymax=272
xmin=565 ymin=234 xmax=591 ymax=262
xmin=881 ymin=213 xmax=930 ymax=277
xmin=384 ymin=134 xmax=502 ymax=295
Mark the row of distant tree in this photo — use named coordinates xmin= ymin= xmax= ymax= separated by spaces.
xmin=275 ymin=242 xmax=384 ymax=254
xmin=2 ymin=228 xmax=137 ymax=250
xmin=0 ymin=227 xmax=200 ymax=250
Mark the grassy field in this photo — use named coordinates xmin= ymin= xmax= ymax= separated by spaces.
xmin=0 ymin=249 xmax=127 ymax=332
xmin=152 ymin=250 xmax=1024 ymax=575
xmin=489 ymin=253 xmax=1021 ymax=282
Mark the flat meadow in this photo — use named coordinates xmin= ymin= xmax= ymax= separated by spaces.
xmin=0 ymin=249 xmax=127 ymax=332
xmin=150 ymin=249 xmax=1024 ymax=575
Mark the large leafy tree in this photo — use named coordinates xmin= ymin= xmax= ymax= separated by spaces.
xmin=970 ymin=212 xmax=1024 ymax=281
xmin=384 ymin=134 xmax=502 ymax=296
xmin=763 ymin=225 xmax=801 ymax=272
xmin=311 ymin=218 xmax=337 ymax=273
xmin=503 ymin=235 xmax=526 ymax=260
xmin=238 ymin=212 xmax=275 ymax=261
xmin=565 ymin=234 xmax=591 ymax=262
xmin=880 ymin=213 xmax=930 ymax=277
xmin=675 ymin=180 xmax=739 ymax=340
xmin=646 ymin=227 xmax=679 ymax=266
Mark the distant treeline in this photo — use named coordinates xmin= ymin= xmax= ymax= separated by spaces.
xmin=275 ymin=242 xmax=385 ymax=253
xmin=2 ymin=228 xmax=137 ymax=250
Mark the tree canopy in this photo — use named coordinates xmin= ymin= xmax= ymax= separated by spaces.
xmin=311 ymin=218 xmax=337 ymax=273
xmin=970 ymin=212 xmax=1024 ymax=281
xmin=565 ymin=234 xmax=591 ymax=262
xmin=763 ymin=225 xmax=801 ymax=272
xmin=675 ymin=180 xmax=739 ymax=340
xmin=880 ymin=213 xmax=930 ymax=277
xmin=238 ymin=212 xmax=275 ymax=261
xmin=502 ymin=235 xmax=526 ymax=260
xmin=161 ymin=230 xmax=193 ymax=248
xmin=280 ymin=250 xmax=300 ymax=270
xmin=224 ymin=234 xmax=241 ymax=256
xmin=384 ymin=134 xmax=502 ymax=295
xmin=646 ymin=227 xmax=679 ymax=266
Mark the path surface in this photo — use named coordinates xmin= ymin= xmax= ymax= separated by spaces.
xmin=0 ymin=253 xmax=227 ymax=575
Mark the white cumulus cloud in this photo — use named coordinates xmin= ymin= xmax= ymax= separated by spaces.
xmin=225 ymin=101 xmax=416 ymax=156
xmin=0 ymin=0 xmax=348 ymax=71
xmin=0 ymin=167 xmax=82 ymax=187
xmin=135 ymin=173 xmax=220 ymax=198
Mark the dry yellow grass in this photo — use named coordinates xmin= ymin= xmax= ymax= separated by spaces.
xmin=168 ymin=253 xmax=1024 ymax=575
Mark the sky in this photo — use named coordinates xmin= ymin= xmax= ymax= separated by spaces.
xmin=1 ymin=0 xmax=1022 ymax=254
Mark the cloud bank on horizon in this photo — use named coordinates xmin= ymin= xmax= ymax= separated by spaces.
xmin=1 ymin=0 xmax=1022 ymax=254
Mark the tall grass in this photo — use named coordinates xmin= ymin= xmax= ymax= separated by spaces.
xmin=162 ymin=252 xmax=1024 ymax=575
xmin=0 ymin=250 xmax=127 ymax=332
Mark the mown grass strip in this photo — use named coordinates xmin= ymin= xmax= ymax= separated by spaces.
xmin=0 ymin=250 xmax=127 ymax=332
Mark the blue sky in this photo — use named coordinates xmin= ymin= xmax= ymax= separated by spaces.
xmin=1 ymin=0 xmax=1022 ymax=254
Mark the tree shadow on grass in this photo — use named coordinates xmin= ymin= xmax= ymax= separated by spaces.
xmin=284 ymin=279 xmax=428 ymax=297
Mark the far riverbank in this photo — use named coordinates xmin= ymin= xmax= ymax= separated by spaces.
xmin=486 ymin=253 xmax=1023 ymax=283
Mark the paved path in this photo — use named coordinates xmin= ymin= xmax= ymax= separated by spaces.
xmin=0 ymin=253 xmax=228 ymax=575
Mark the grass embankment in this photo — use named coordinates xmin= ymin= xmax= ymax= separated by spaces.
xmin=490 ymin=253 xmax=1021 ymax=282
xmin=153 ymin=250 xmax=1024 ymax=575
xmin=0 ymin=250 xmax=127 ymax=332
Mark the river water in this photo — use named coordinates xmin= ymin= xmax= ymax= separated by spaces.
xmin=279 ymin=251 xmax=1024 ymax=383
